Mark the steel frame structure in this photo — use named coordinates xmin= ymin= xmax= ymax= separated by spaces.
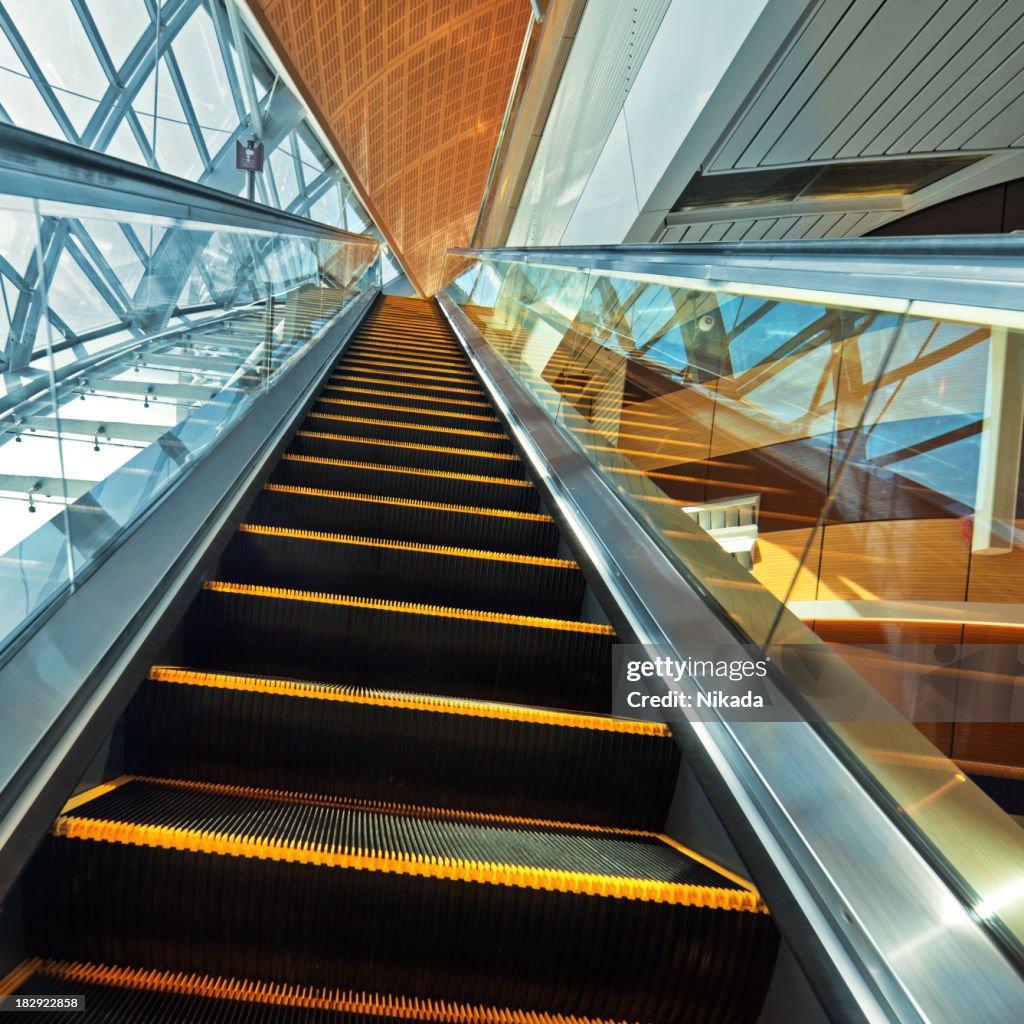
xmin=0 ymin=0 xmax=390 ymax=372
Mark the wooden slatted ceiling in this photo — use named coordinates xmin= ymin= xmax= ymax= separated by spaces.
xmin=249 ymin=0 xmax=531 ymax=296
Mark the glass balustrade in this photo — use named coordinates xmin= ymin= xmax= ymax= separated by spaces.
xmin=442 ymin=245 xmax=1024 ymax=957
xmin=0 ymin=195 xmax=379 ymax=652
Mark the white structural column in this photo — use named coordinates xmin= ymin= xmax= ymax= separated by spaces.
xmin=973 ymin=328 xmax=1024 ymax=554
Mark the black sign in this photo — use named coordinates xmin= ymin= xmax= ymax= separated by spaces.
xmin=236 ymin=139 xmax=265 ymax=172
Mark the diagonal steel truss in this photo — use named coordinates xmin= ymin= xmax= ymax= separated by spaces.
xmin=0 ymin=0 xmax=386 ymax=372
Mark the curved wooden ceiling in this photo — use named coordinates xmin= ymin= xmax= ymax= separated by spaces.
xmin=249 ymin=0 xmax=532 ymax=295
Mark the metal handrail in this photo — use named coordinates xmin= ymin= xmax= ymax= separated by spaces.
xmin=0 ymin=124 xmax=373 ymax=243
xmin=450 ymin=237 xmax=1024 ymax=315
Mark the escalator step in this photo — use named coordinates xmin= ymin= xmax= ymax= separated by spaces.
xmin=24 ymin=778 xmax=775 ymax=1023
xmin=345 ymin=349 xmax=465 ymax=369
xmin=49 ymin=777 xmax=741 ymax=892
xmin=345 ymin=344 xmax=469 ymax=367
xmin=126 ymin=666 xmax=674 ymax=827
xmin=313 ymin=396 xmax=499 ymax=431
xmin=184 ymin=581 xmax=614 ymax=709
xmin=248 ymin=484 xmax=558 ymax=554
xmin=289 ymin=431 xmax=527 ymax=479
xmin=336 ymin=362 xmax=479 ymax=387
xmin=270 ymin=455 xmax=540 ymax=513
xmin=304 ymin=413 xmax=515 ymax=455
xmin=322 ymin=382 xmax=494 ymax=411
xmin=219 ymin=524 xmax=580 ymax=616
xmin=331 ymin=372 xmax=486 ymax=399
xmin=3 ymin=959 xmax=691 ymax=1024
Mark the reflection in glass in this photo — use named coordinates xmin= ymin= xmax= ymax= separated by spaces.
xmin=443 ymin=251 xmax=1024 ymax=950
xmin=0 ymin=201 xmax=378 ymax=652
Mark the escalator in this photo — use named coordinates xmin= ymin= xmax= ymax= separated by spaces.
xmin=2 ymin=295 xmax=777 ymax=1022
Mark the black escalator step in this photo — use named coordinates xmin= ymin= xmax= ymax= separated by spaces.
xmin=341 ymin=356 xmax=477 ymax=380
xmin=184 ymin=581 xmax=613 ymax=709
xmin=337 ymin=362 xmax=478 ymax=388
xmin=53 ymin=778 xmax=748 ymax=893
xmin=322 ymin=383 xmax=493 ymax=411
xmin=291 ymin=431 xmax=527 ymax=479
xmin=128 ymin=665 xmax=676 ymax=828
xmin=343 ymin=348 xmax=468 ymax=370
xmin=360 ymin=322 xmax=454 ymax=338
xmin=331 ymin=372 xmax=486 ymax=398
xmin=2 ymin=961 xmax=449 ymax=1024
xmin=25 ymin=780 xmax=775 ymax=1024
xmin=348 ymin=337 xmax=462 ymax=356
xmin=313 ymin=396 xmax=499 ymax=431
xmin=346 ymin=343 xmax=466 ymax=367
xmin=305 ymin=413 xmax=515 ymax=455
xmin=220 ymin=525 xmax=579 ymax=616
xmin=5 ymin=959 xmax=713 ymax=1024
xmin=249 ymin=484 xmax=556 ymax=554
xmin=271 ymin=455 xmax=540 ymax=513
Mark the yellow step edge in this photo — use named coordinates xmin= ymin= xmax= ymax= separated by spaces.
xmin=348 ymin=338 xmax=466 ymax=353
xmin=60 ymin=775 xmax=134 ymax=814
xmin=7 ymin=958 xmax=650 ymax=1023
xmin=147 ymin=665 xmax=651 ymax=735
xmin=341 ymin=358 xmax=475 ymax=378
xmin=331 ymin=372 xmax=484 ymax=396
xmin=280 ymin=453 xmax=531 ymax=488
xmin=323 ymin=384 xmax=492 ymax=409
xmin=95 ymin=773 xmax=666 ymax=839
xmin=51 ymin=813 xmax=761 ymax=911
xmin=0 ymin=959 xmax=39 ymax=997
xmin=237 ymin=522 xmax=572 ymax=567
xmin=349 ymin=340 xmax=465 ymax=359
xmin=263 ymin=482 xmax=547 ymax=520
xmin=345 ymin=347 xmax=469 ymax=365
xmin=338 ymin=364 xmax=479 ymax=386
xmin=355 ymin=337 xmax=457 ymax=351
xmin=308 ymin=412 xmax=508 ymax=441
xmin=294 ymin=430 xmax=519 ymax=463
xmin=201 ymin=581 xmax=614 ymax=636
xmin=317 ymin=396 xmax=498 ymax=424
xmin=357 ymin=337 xmax=457 ymax=348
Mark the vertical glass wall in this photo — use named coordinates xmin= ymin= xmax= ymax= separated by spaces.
xmin=0 ymin=0 xmax=395 ymax=375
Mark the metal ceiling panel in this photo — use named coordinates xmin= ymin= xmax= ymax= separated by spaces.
xmin=708 ymin=0 xmax=1024 ymax=175
xmin=828 ymin=0 xmax=1002 ymax=159
xmin=757 ymin=0 xmax=921 ymax=167
xmin=708 ymin=0 xmax=880 ymax=171
xmin=249 ymin=0 xmax=531 ymax=294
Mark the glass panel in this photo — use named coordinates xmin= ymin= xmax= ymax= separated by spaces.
xmin=104 ymin=118 xmax=149 ymax=165
xmin=172 ymin=7 xmax=237 ymax=158
xmin=46 ymin=246 xmax=119 ymax=335
xmin=0 ymin=195 xmax=378 ymax=652
xmin=84 ymin=218 xmax=146 ymax=294
xmin=270 ymin=143 xmax=300 ymax=208
xmin=4 ymin=0 xmax=108 ymax=136
xmin=442 ymin=250 xmax=1024 ymax=954
xmin=86 ymin=0 xmax=151 ymax=73
xmin=133 ymin=61 xmax=205 ymax=180
xmin=0 ymin=28 xmax=65 ymax=140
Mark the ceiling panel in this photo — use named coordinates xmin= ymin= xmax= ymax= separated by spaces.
xmin=707 ymin=0 xmax=1024 ymax=173
xmin=249 ymin=0 xmax=532 ymax=294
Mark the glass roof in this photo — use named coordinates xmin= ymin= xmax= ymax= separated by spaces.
xmin=0 ymin=0 xmax=396 ymax=372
